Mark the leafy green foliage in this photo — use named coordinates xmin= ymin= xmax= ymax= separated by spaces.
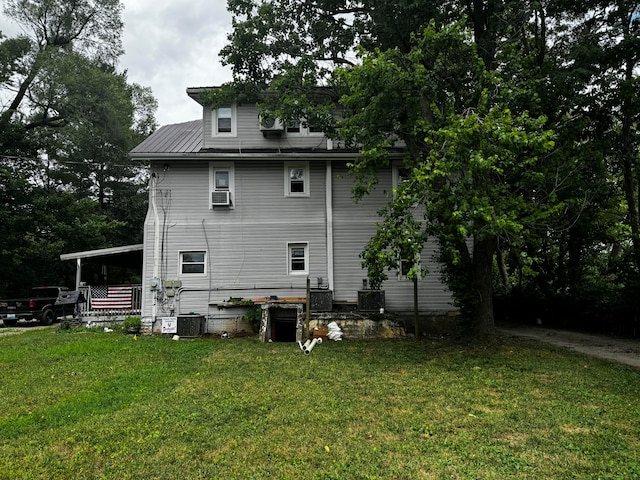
xmin=338 ymin=23 xmax=555 ymax=335
xmin=220 ymin=0 xmax=640 ymax=336
xmin=0 ymin=0 xmax=156 ymax=296
xmin=241 ymin=300 xmax=263 ymax=332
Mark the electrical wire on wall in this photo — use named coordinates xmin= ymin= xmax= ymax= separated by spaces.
xmin=158 ymin=188 xmax=174 ymax=314
xmin=150 ymin=166 xmax=174 ymax=316
xmin=202 ymin=218 xmax=213 ymax=310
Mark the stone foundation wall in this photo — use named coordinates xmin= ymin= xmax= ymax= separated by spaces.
xmin=309 ymin=310 xmax=460 ymax=339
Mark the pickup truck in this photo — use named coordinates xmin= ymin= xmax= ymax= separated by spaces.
xmin=0 ymin=286 xmax=84 ymax=326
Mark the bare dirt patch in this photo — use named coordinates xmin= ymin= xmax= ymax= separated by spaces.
xmin=498 ymin=323 xmax=640 ymax=369
xmin=0 ymin=322 xmax=55 ymax=336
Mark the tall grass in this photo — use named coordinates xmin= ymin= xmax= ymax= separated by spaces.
xmin=1 ymin=328 xmax=639 ymax=479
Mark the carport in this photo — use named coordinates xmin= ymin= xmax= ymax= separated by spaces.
xmin=60 ymin=244 xmax=143 ymax=290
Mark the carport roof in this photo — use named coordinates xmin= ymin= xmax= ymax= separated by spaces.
xmin=60 ymin=244 xmax=143 ymax=268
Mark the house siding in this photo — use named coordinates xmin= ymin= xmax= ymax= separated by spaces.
xmin=203 ymin=104 xmax=329 ymax=150
xmin=142 ymin=158 xmax=330 ymax=322
xmin=142 ymin=158 xmax=454 ymax=322
xmin=136 ymin=95 xmax=457 ymax=333
xmin=331 ymin=162 xmax=452 ymax=312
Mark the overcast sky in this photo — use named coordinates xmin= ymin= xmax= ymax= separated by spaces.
xmin=121 ymin=0 xmax=233 ymax=126
xmin=0 ymin=0 xmax=234 ymax=127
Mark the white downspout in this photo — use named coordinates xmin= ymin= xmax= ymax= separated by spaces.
xmin=151 ymin=172 xmax=160 ymax=321
xmin=325 ymin=160 xmax=334 ymax=291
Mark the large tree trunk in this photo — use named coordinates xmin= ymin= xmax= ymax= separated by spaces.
xmin=470 ymin=236 xmax=497 ymax=338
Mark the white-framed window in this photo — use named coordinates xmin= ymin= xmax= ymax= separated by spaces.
xmin=393 ymin=162 xmax=410 ymax=191
xmin=180 ymin=251 xmax=206 ymax=275
xmin=212 ymin=104 xmax=236 ymax=136
xmin=283 ymin=119 xmax=323 ymax=136
xmin=210 ymin=162 xmax=235 ymax=208
xmin=284 ymin=161 xmax=310 ymax=197
xmin=398 ymin=251 xmax=421 ymax=281
xmin=307 ymin=122 xmax=324 ymax=135
xmin=285 ymin=121 xmax=301 ymax=134
xmin=287 ymin=242 xmax=309 ymax=275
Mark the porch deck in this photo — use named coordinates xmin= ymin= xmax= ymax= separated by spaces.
xmin=77 ymin=285 xmax=142 ymax=320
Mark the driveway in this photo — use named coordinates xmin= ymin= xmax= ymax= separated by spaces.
xmin=0 ymin=320 xmax=56 ymax=336
xmin=498 ymin=323 xmax=640 ymax=369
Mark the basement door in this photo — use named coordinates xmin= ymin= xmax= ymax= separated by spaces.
xmin=268 ymin=307 xmax=298 ymax=342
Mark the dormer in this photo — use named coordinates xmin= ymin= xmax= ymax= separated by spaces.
xmin=186 ymin=86 xmax=332 ymax=151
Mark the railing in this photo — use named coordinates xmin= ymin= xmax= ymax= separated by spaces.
xmin=77 ymin=285 xmax=143 ymax=317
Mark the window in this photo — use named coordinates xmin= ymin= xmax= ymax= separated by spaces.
xmin=210 ymin=162 xmax=235 ymax=208
xmin=399 ymin=257 xmax=414 ymax=278
xmin=284 ymin=162 xmax=310 ymax=196
xmin=287 ymin=242 xmax=308 ymax=275
xmin=180 ymin=251 xmax=206 ymax=275
xmin=283 ymin=119 xmax=323 ymax=136
xmin=393 ymin=163 xmax=410 ymax=191
xmin=215 ymin=170 xmax=229 ymax=190
xmin=212 ymin=104 xmax=236 ymax=136
xmin=308 ymin=123 xmax=323 ymax=134
xmin=286 ymin=122 xmax=301 ymax=134
xmin=398 ymin=250 xmax=420 ymax=280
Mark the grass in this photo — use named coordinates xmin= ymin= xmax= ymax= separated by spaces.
xmin=0 ymin=328 xmax=639 ymax=479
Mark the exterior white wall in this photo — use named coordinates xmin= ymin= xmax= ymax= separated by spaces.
xmin=142 ymin=158 xmax=454 ymax=324
xmin=138 ymin=102 xmax=456 ymax=330
xmin=142 ymin=158 xmax=330 ymax=327
xmin=203 ymin=104 xmax=329 ymax=150
xmin=330 ymin=162 xmax=452 ymax=313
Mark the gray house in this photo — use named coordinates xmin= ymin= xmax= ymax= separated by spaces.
xmin=130 ymin=87 xmax=456 ymax=339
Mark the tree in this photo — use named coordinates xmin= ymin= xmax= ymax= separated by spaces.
xmin=1 ymin=0 xmax=123 ymax=126
xmin=341 ymin=24 xmax=555 ymax=338
xmin=220 ymin=1 xmax=561 ymax=337
xmin=0 ymin=0 xmax=157 ymax=295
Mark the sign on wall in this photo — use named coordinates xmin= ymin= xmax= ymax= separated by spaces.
xmin=161 ymin=316 xmax=178 ymax=334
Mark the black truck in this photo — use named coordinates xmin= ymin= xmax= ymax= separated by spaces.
xmin=0 ymin=286 xmax=84 ymax=326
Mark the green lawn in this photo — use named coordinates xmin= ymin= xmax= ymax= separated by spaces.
xmin=0 ymin=328 xmax=638 ymax=479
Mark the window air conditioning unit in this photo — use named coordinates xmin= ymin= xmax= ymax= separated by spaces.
xmin=259 ymin=116 xmax=284 ymax=131
xmin=211 ymin=190 xmax=231 ymax=206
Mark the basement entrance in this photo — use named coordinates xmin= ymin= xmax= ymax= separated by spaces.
xmin=259 ymin=303 xmax=305 ymax=343
xmin=269 ymin=307 xmax=297 ymax=342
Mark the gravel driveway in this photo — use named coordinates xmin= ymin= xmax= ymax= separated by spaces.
xmin=498 ymin=323 xmax=640 ymax=369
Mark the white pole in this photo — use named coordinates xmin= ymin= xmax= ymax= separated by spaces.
xmin=75 ymin=258 xmax=82 ymax=290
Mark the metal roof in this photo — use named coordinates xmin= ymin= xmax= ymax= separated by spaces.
xmin=130 ymin=120 xmax=202 ymax=155
xmin=60 ymin=244 xmax=143 ymax=268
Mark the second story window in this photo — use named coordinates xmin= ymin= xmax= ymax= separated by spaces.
xmin=286 ymin=122 xmax=301 ymax=134
xmin=215 ymin=170 xmax=229 ymax=190
xmin=210 ymin=162 xmax=235 ymax=209
xmin=213 ymin=104 xmax=236 ymax=136
xmin=284 ymin=161 xmax=310 ymax=197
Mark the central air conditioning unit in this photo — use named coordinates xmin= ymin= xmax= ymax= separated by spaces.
xmin=177 ymin=314 xmax=205 ymax=338
xmin=259 ymin=116 xmax=284 ymax=132
xmin=211 ymin=190 xmax=231 ymax=206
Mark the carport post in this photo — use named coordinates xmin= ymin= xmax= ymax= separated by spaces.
xmin=75 ymin=258 xmax=82 ymax=290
